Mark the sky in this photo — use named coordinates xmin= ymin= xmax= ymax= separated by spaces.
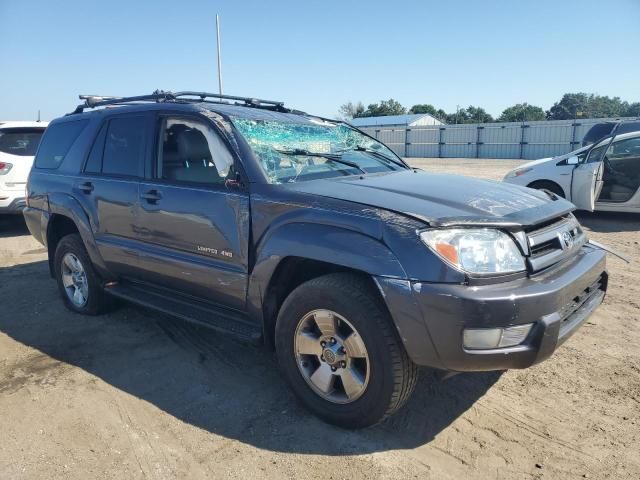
xmin=1 ymin=0 xmax=639 ymax=121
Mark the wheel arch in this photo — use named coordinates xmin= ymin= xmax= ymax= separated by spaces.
xmin=247 ymin=222 xmax=408 ymax=349
xmin=527 ymin=179 xmax=566 ymax=198
xmin=46 ymin=193 xmax=108 ymax=278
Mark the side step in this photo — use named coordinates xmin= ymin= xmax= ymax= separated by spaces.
xmin=105 ymin=282 xmax=262 ymax=344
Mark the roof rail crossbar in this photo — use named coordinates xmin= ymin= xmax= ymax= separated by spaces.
xmin=70 ymin=90 xmax=286 ymax=114
xmin=173 ymin=91 xmax=284 ymax=107
xmin=73 ymin=91 xmax=176 ymax=113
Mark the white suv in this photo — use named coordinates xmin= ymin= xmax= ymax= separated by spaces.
xmin=504 ymin=130 xmax=640 ymax=213
xmin=0 ymin=121 xmax=48 ymax=214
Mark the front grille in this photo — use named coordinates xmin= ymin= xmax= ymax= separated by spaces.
xmin=558 ymin=275 xmax=606 ymax=339
xmin=525 ymin=214 xmax=586 ymax=272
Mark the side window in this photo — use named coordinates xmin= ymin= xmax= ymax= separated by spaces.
xmin=607 ymin=137 xmax=640 ymax=161
xmin=34 ymin=120 xmax=88 ymax=169
xmin=84 ymin=123 xmax=107 ymax=174
xmin=586 ymin=142 xmax=609 ymax=163
xmin=102 ymin=116 xmax=146 ymax=177
xmin=158 ymin=117 xmax=233 ymax=186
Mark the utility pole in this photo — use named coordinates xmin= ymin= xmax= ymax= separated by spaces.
xmin=216 ymin=14 xmax=223 ymax=97
xmin=455 ymin=104 xmax=460 ymax=124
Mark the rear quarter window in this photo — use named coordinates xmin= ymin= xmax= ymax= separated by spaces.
xmin=34 ymin=120 xmax=89 ymax=169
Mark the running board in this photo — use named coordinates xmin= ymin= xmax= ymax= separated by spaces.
xmin=104 ymin=282 xmax=262 ymax=344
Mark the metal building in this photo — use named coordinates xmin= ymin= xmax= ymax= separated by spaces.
xmin=350 ymin=113 xmax=443 ymax=128
xmin=357 ymin=117 xmax=638 ymax=160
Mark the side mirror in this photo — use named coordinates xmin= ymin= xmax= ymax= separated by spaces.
xmin=567 ymin=156 xmax=579 ymax=165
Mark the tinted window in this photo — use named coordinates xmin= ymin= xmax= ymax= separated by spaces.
xmin=608 ymin=136 xmax=640 ymax=160
xmin=84 ymin=123 xmax=107 ymax=174
xmin=102 ymin=116 xmax=146 ymax=177
xmin=582 ymin=123 xmax=615 ymax=147
xmin=615 ymin=122 xmax=640 ymax=136
xmin=158 ymin=118 xmax=232 ymax=185
xmin=586 ymin=143 xmax=609 ymax=163
xmin=0 ymin=128 xmax=45 ymax=156
xmin=34 ymin=120 xmax=88 ymax=169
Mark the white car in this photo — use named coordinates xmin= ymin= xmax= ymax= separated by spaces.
xmin=504 ymin=130 xmax=640 ymax=213
xmin=0 ymin=121 xmax=48 ymax=214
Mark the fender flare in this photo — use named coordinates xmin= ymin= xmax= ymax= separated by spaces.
xmin=246 ymin=221 xmax=407 ymax=327
xmin=47 ymin=192 xmax=109 ymax=277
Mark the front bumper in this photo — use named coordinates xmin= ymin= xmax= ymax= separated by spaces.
xmin=377 ymin=245 xmax=607 ymax=372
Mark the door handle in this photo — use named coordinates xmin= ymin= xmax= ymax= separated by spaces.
xmin=78 ymin=181 xmax=94 ymax=193
xmin=140 ymin=189 xmax=162 ymax=203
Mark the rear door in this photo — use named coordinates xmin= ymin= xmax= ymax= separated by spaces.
xmin=134 ymin=114 xmax=250 ymax=311
xmin=571 ymin=137 xmax=609 ymax=211
xmin=78 ymin=113 xmax=152 ymax=276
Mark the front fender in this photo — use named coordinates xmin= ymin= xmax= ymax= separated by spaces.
xmin=247 ymin=222 xmax=407 ymax=325
xmin=47 ymin=192 xmax=109 ymax=277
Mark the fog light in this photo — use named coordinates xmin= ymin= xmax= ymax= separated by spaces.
xmin=463 ymin=324 xmax=533 ymax=350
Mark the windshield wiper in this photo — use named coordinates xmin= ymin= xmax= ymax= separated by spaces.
xmin=275 ymin=148 xmax=367 ymax=174
xmin=340 ymin=145 xmax=407 ymax=170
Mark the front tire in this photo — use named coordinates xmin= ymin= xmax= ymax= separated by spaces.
xmin=54 ymin=233 xmax=108 ymax=315
xmin=275 ymin=273 xmax=417 ymax=428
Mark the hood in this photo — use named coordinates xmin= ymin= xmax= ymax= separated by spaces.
xmin=507 ymin=144 xmax=593 ymax=174
xmin=284 ymin=170 xmax=574 ymax=229
xmin=512 ymin=157 xmax=554 ymax=170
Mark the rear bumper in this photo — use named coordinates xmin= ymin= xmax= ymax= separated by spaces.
xmin=22 ymin=206 xmax=47 ymax=245
xmin=0 ymin=196 xmax=27 ymax=213
xmin=377 ymin=245 xmax=607 ymax=371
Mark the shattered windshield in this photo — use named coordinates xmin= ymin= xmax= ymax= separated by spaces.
xmin=232 ymin=118 xmax=406 ymax=184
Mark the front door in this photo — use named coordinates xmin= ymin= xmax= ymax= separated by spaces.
xmin=134 ymin=115 xmax=250 ymax=311
xmin=595 ymin=133 xmax=640 ymax=207
xmin=571 ymin=137 xmax=609 ymax=211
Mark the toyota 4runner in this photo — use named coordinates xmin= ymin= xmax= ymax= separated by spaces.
xmin=24 ymin=91 xmax=607 ymax=428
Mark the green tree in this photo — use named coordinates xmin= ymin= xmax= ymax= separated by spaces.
xmin=409 ymin=103 xmax=437 ymax=115
xmin=546 ymin=93 xmax=591 ymax=120
xmin=361 ymin=99 xmax=406 ymax=117
xmin=498 ymin=103 xmax=546 ymax=122
xmin=445 ymin=108 xmax=468 ymax=124
xmin=465 ymin=105 xmax=494 ymax=123
xmin=624 ymin=102 xmax=640 ymax=117
xmin=547 ymin=93 xmax=629 ymax=120
xmin=338 ymin=101 xmax=365 ymax=120
xmin=443 ymin=106 xmax=492 ymax=124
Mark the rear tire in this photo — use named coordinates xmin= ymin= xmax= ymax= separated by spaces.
xmin=54 ymin=233 xmax=108 ymax=315
xmin=528 ymin=180 xmax=565 ymax=198
xmin=275 ymin=273 xmax=417 ymax=428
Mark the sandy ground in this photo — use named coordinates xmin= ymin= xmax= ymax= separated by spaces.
xmin=0 ymin=158 xmax=638 ymax=479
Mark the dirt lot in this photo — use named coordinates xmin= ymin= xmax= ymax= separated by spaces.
xmin=1 ymin=159 xmax=638 ymax=479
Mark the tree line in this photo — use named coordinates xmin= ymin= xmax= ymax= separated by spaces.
xmin=338 ymin=93 xmax=640 ymax=123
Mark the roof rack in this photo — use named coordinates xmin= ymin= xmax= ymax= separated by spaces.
xmin=174 ymin=91 xmax=284 ymax=107
xmin=72 ymin=90 xmax=286 ymax=114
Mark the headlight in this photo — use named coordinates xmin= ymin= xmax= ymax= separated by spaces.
xmin=419 ymin=228 xmax=525 ymax=274
xmin=506 ymin=167 xmax=532 ymax=178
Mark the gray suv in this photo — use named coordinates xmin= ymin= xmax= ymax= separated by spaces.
xmin=24 ymin=91 xmax=607 ymax=428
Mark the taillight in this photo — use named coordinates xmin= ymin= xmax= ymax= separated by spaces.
xmin=0 ymin=161 xmax=13 ymax=175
